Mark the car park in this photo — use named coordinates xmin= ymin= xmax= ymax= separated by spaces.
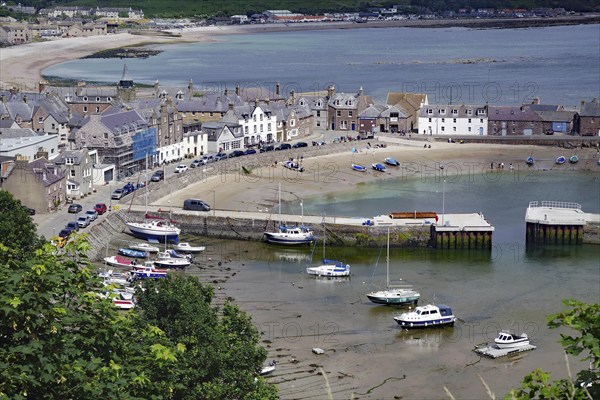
xmin=175 ymin=164 xmax=188 ymax=173
xmin=85 ymin=210 xmax=98 ymax=221
xmin=275 ymin=143 xmax=292 ymax=151
xmin=292 ymin=141 xmax=308 ymax=148
xmin=182 ymin=198 xmax=211 ymax=211
xmin=77 ymin=216 xmax=90 ymax=228
xmin=228 ymin=150 xmax=245 ymax=158
xmin=190 ymin=159 xmax=202 ymax=168
xmin=111 ymin=189 xmax=125 ymax=200
xmin=68 ymin=203 xmax=82 ymax=213
xmin=151 ymin=171 xmax=165 ymax=182
xmin=244 ymin=148 xmax=257 ymax=155
xmin=65 ymin=221 xmax=79 ymax=232
xmin=94 ymin=203 xmax=107 ymax=215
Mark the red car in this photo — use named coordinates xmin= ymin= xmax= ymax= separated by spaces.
xmin=94 ymin=203 xmax=108 ymax=215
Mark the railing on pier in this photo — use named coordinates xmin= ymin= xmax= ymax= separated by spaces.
xmin=528 ymin=201 xmax=582 ymax=210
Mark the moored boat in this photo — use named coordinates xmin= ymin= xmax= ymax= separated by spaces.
xmin=125 ymin=219 xmax=181 ymax=242
xmin=104 ymin=255 xmax=135 ymax=268
xmin=129 ymin=242 xmax=160 ymax=253
xmin=494 ymin=331 xmax=530 ymax=349
xmin=173 ymin=242 xmax=206 ymax=253
xmin=306 ymin=259 xmax=351 ymax=277
xmin=393 ymin=304 xmax=456 ymax=329
xmin=526 ymin=156 xmax=535 ymax=166
xmin=351 ymin=163 xmax=367 ymax=172
xmin=154 ymin=251 xmax=191 ymax=268
xmin=372 ymin=163 xmax=387 ymax=172
xmin=556 ymin=155 xmax=566 ymax=165
xmin=569 ymin=155 xmax=579 ymax=164
xmin=118 ymin=248 xmax=148 ymax=258
xmin=130 ymin=265 xmax=168 ymax=279
xmin=384 ymin=157 xmax=400 ymax=166
xmin=113 ymin=298 xmax=136 ymax=310
xmin=264 ymin=225 xmax=315 ymax=245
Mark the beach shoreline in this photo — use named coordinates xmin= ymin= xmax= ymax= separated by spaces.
xmin=1 ymin=15 xmax=599 ymax=90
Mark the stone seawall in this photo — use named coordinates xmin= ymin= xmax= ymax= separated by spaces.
xmin=583 ymin=222 xmax=600 ymax=245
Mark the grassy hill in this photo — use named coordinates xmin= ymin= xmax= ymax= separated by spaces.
xmin=18 ymin=0 xmax=600 ymax=18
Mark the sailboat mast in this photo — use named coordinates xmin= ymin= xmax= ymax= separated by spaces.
xmin=386 ymin=227 xmax=390 ymax=288
xmin=278 ymin=182 xmax=281 ymax=225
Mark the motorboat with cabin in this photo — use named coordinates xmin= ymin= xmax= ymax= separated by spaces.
xmin=264 ymin=225 xmax=315 ymax=245
xmin=393 ymin=304 xmax=456 ymax=329
xmin=306 ymin=259 xmax=351 ymax=277
xmin=494 ymin=331 xmax=530 ymax=349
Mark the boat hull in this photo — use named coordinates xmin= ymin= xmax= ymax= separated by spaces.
xmin=394 ymin=317 xmax=455 ymax=328
xmin=494 ymin=339 xmax=530 ymax=349
xmin=366 ymin=292 xmax=420 ymax=305
xmin=264 ymin=232 xmax=314 ymax=245
xmin=126 ymin=222 xmax=180 ymax=242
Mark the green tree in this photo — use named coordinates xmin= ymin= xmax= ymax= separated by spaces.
xmin=0 ymin=235 xmax=181 ymax=399
xmin=505 ymin=299 xmax=599 ymax=399
xmin=135 ymin=275 xmax=278 ymax=399
xmin=0 ymin=191 xmax=42 ymax=265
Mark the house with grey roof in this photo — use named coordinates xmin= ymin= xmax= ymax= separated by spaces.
xmin=53 ymin=148 xmax=97 ymax=199
xmin=327 ymin=86 xmax=372 ymax=131
xmin=222 ymin=101 xmax=277 ymax=146
xmin=73 ymin=109 xmax=155 ymax=179
xmin=202 ymin=121 xmax=244 ymax=154
xmin=575 ymin=98 xmax=600 ymax=136
xmin=378 ymin=104 xmax=411 ymax=134
xmin=419 ymin=104 xmax=488 ymax=136
xmin=358 ymin=103 xmax=387 ymax=135
xmin=487 ymin=105 xmax=544 ymax=136
xmin=2 ymin=156 xmax=67 ymax=214
xmin=292 ymin=92 xmax=329 ymax=130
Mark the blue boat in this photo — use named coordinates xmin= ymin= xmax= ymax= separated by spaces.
xmin=526 ymin=156 xmax=535 ymax=166
xmin=372 ymin=163 xmax=387 ymax=172
xmin=351 ymin=163 xmax=367 ymax=172
xmin=118 ymin=248 xmax=148 ymax=258
xmin=384 ymin=157 xmax=400 ymax=166
xmin=556 ymin=156 xmax=566 ymax=165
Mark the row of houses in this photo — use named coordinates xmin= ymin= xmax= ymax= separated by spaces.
xmin=0 ymin=20 xmax=107 ymax=44
xmin=1 ymin=69 xmax=599 ymax=211
xmin=38 ymin=6 xmax=144 ymax=20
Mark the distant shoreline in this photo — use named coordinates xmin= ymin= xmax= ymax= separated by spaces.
xmin=1 ymin=14 xmax=598 ymax=90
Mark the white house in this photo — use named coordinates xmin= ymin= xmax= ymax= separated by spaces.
xmin=222 ymin=102 xmax=277 ymax=146
xmin=182 ymin=129 xmax=208 ymax=158
xmin=202 ymin=121 xmax=244 ymax=154
xmin=418 ymin=104 xmax=488 ymax=135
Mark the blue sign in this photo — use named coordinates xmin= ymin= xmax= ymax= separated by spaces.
xmin=132 ymin=127 xmax=157 ymax=161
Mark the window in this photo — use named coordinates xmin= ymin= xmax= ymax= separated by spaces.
xmin=467 ymin=110 xmax=473 ymax=115
xmin=83 ymin=106 xmax=87 ymax=113
xmin=253 ymin=126 xmax=257 ymax=133
xmin=336 ymin=110 xmax=341 ymax=117
xmin=268 ymin=123 xmax=271 ymax=131
xmin=452 ymin=109 xmax=458 ymax=115
xmin=95 ymin=107 xmax=100 ymax=113
xmin=348 ymin=111 xmax=353 ymax=117
xmin=441 ymin=118 xmax=445 ymax=123
xmin=316 ymin=111 xmax=321 ymax=117
xmin=65 ymin=157 xmax=74 ymax=165
xmin=316 ymin=121 xmax=321 ymax=127
xmin=260 ymin=125 xmax=263 ymax=132
xmin=453 ymin=127 xmax=456 ymax=132
xmin=468 ymin=127 xmax=472 ymax=132
xmin=439 ymin=109 xmax=446 ymax=114
xmin=260 ymin=114 xmax=263 ymax=121
xmin=96 ymin=97 xmax=100 ymax=101
xmin=441 ymin=126 xmax=445 ymax=131
xmin=209 ymin=112 xmax=213 ymax=117
xmin=83 ymin=97 xmax=88 ymax=101
xmin=427 ymin=109 xmax=433 ymax=114
xmin=70 ymin=170 xmax=76 ymax=177
xmin=453 ymin=118 xmax=457 ymax=123
xmin=38 ymin=116 xmax=44 ymax=123
xmin=244 ymin=126 xmax=248 ymax=134
xmin=480 ymin=119 xmax=483 ymax=123
xmin=468 ymin=118 xmax=472 ymax=123
xmin=428 ymin=118 xmax=432 ymax=123
xmin=253 ymin=115 xmax=256 ymax=122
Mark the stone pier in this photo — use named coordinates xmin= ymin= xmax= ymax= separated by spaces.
xmin=525 ymin=201 xmax=599 ymax=245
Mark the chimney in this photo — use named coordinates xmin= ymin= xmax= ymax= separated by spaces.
xmin=327 ymin=85 xmax=335 ymax=99
xmin=9 ymin=86 xmax=18 ymax=95
xmin=166 ymin=96 xmax=173 ymax=107
xmin=265 ymin=98 xmax=270 ymax=105
xmin=188 ymin=79 xmax=193 ymax=100
xmin=228 ymin=102 xmax=234 ymax=111
xmin=76 ymin=81 xmax=86 ymax=96
xmin=276 ymin=82 xmax=280 ymax=96
xmin=358 ymin=86 xmax=363 ymax=96
xmin=593 ymin=98 xmax=598 ymax=103
xmin=235 ymin=84 xmax=240 ymax=96
xmin=38 ymin=80 xmax=47 ymax=94
xmin=255 ymin=98 xmax=259 ymax=107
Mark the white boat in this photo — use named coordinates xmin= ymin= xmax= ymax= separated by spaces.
xmin=125 ymin=219 xmax=181 ymax=242
xmin=104 ymin=255 xmax=135 ymax=268
xmin=154 ymin=251 xmax=191 ymax=268
xmin=99 ymin=269 xmax=132 ymax=286
xmin=494 ymin=331 xmax=530 ymax=349
xmin=113 ymin=298 xmax=135 ymax=310
xmin=264 ymin=225 xmax=315 ymax=245
xmin=260 ymin=360 xmax=277 ymax=376
xmin=306 ymin=222 xmax=350 ymax=277
xmin=366 ymin=228 xmax=420 ymax=305
xmin=172 ymin=242 xmax=206 ymax=253
xmin=129 ymin=242 xmax=160 ymax=253
xmin=393 ymin=304 xmax=456 ymax=329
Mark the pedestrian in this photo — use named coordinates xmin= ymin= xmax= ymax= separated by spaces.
xmin=491 ymin=161 xmax=494 ymax=169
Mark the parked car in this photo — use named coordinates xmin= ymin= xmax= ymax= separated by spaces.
xmin=201 ymin=155 xmax=215 ymax=164
xmin=85 ymin=210 xmax=98 ymax=221
xmin=275 ymin=143 xmax=292 ymax=151
xmin=68 ymin=203 xmax=82 ymax=213
xmin=244 ymin=148 xmax=257 ymax=155
xmin=58 ymin=228 xmax=73 ymax=239
xmin=65 ymin=221 xmax=79 ymax=232
xmin=22 ymin=205 xmax=35 ymax=215
xmin=293 ymin=141 xmax=308 ymax=148
xmin=228 ymin=150 xmax=245 ymax=158
xmin=151 ymin=170 xmax=165 ymax=182
xmin=175 ymin=164 xmax=188 ymax=173
xmin=260 ymin=145 xmax=274 ymax=153
xmin=190 ymin=159 xmax=202 ymax=168
xmin=111 ymin=189 xmax=125 ymax=200
xmin=94 ymin=203 xmax=107 ymax=215
xmin=214 ymin=153 xmax=228 ymax=161
xmin=182 ymin=198 xmax=211 ymax=211
xmin=122 ymin=182 xmax=135 ymax=194
xmin=77 ymin=215 xmax=90 ymax=228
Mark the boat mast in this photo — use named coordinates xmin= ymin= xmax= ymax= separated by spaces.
xmin=278 ymin=182 xmax=281 ymax=226
xmin=386 ymin=227 xmax=390 ymax=289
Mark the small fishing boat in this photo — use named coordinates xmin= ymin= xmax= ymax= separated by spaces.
xmin=494 ymin=331 xmax=530 ymax=349
xmin=129 ymin=243 xmax=160 ymax=253
xmin=99 ymin=269 xmax=131 ymax=286
xmin=351 ymin=163 xmax=367 ymax=172
xmin=154 ymin=251 xmax=191 ymax=268
xmin=130 ymin=265 xmax=168 ymax=279
xmin=526 ymin=156 xmax=535 ymax=166
xmin=104 ymin=255 xmax=135 ymax=268
xmin=384 ymin=157 xmax=400 ymax=166
xmin=372 ymin=163 xmax=387 ymax=172
xmin=393 ymin=304 xmax=456 ymax=329
xmin=113 ymin=298 xmax=136 ymax=310
xmin=307 ymin=259 xmax=351 ymax=277
xmin=118 ymin=248 xmax=148 ymax=258
xmin=172 ymin=242 xmax=206 ymax=253
xmin=125 ymin=219 xmax=181 ymax=242
xmin=264 ymin=225 xmax=315 ymax=245
xmin=556 ymin=156 xmax=566 ymax=165
xmin=260 ymin=360 xmax=277 ymax=376
xmin=569 ymin=155 xmax=579 ymax=164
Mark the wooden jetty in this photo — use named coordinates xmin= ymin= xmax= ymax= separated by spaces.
xmin=473 ymin=343 xmax=537 ymax=359
xmin=525 ymin=201 xmax=600 ymax=245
